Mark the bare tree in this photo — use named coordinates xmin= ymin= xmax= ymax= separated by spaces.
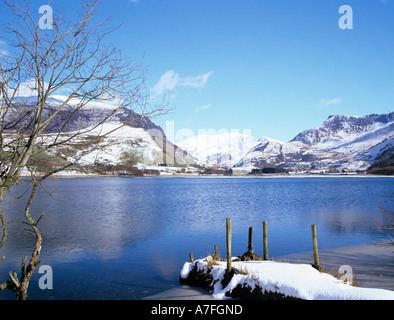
xmin=0 ymin=0 xmax=167 ymax=299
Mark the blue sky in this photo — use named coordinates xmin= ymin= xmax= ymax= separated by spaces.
xmin=1 ymin=0 xmax=393 ymax=142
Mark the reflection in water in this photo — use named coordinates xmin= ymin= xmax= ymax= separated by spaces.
xmin=0 ymin=176 xmax=392 ymax=300
xmin=1 ymin=178 xmax=168 ymax=262
xmin=322 ymin=208 xmax=383 ymax=235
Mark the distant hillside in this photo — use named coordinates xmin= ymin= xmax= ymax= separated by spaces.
xmin=290 ymin=113 xmax=394 ymax=148
xmin=2 ymin=95 xmax=198 ymax=176
xmin=234 ymin=112 xmax=394 ymax=173
xmin=3 ymin=95 xmax=165 ymax=135
xmin=4 ymin=95 xmax=393 ymax=175
xmin=367 ymin=144 xmax=394 ymax=175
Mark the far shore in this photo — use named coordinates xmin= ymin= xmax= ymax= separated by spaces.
xmin=24 ymin=173 xmax=394 ymax=179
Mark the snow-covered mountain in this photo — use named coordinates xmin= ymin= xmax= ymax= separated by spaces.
xmin=2 ymin=95 xmax=198 ymax=174
xmin=3 ymin=95 xmax=164 ymax=135
xmin=290 ymin=113 xmax=394 ymax=149
xmin=176 ymin=132 xmax=262 ymax=168
xmin=234 ymin=138 xmax=308 ymax=169
xmin=4 ymin=93 xmax=393 ymax=174
xmin=46 ymin=122 xmax=197 ymax=168
xmin=235 ymin=112 xmax=394 ymax=172
xmin=174 ymin=112 xmax=394 ymax=172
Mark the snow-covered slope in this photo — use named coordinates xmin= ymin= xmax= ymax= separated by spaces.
xmin=68 ymin=123 xmax=163 ymax=166
xmin=49 ymin=95 xmax=120 ymax=110
xmin=291 ymin=113 xmax=393 ymax=149
xmin=46 ymin=122 xmax=197 ymax=168
xmin=176 ymin=132 xmax=262 ymax=168
xmin=3 ymin=94 xmax=164 ymax=135
xmin=3 ymin=94 xmax=197 ymax=171
xmin=235 ymin=112 xmax=394 ymax=172
xmin=234 ymin=139 xmax=308 ymax=170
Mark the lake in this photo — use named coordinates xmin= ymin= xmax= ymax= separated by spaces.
xmin=0 ymin=176 xmax=392 ymax=300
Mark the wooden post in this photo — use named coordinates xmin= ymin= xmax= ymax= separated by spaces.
xmin=311 ymin=224 xmax=319 ymax=268
xmin=226 ymin=218 xmax=232 ymax=276
xmin=263 ymin=221 xmax=268 ymax=261
xmin=189 ymin=252 xmax=194 ymax=262
xmin=214 ymin=244 xmax=219 ymax=259
xmin=247 ymin=226 xmax=254 ymax=253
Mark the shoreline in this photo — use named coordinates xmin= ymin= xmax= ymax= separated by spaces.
xmin=144 ymin=241 xmax=394 ymax=300
xmin=25 ymin=173 xmax=393 ymax=179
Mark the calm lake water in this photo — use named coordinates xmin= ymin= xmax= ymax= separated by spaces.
xmin=0 ymin=176 xmax=392 ymax=300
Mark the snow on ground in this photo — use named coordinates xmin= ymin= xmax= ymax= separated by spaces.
xmin=66 ymin=122 xmax=163 ymax=166
xmin=49 ymin=95 xmax=120 ymax=110
xmin=180 ymin=258 xmax=394 ymax=300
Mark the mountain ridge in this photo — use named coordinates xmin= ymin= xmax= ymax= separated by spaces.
xmin=2 ymin=94 xmax=393 ymax=174
xmin=290 ymin=112 xmax=394 ymax=148
xmin=179 ymin=112 xmax=394 ymax=173
xmin=235 ymin=112 xmax=394 ymax=173
xmin=1 ymin=95 xmax=199 ymax=175
xmin=3 ymin=95 xmax=165 ymax=136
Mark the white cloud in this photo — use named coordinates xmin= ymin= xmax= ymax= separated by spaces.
xmin=127 ymin=0 xmax=139 ymax=8
xmin=195 ymin=103 xmax=211 ymax=112
xmin=317 ymin=98 xmax=343 ymax=107
xmin=151 ymin=70 xmax=179 ymax=96
xmin=151 ymin=70 xmax=213 ymax=98
xmin=181 ymin=71 xmax=214 ymax=88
